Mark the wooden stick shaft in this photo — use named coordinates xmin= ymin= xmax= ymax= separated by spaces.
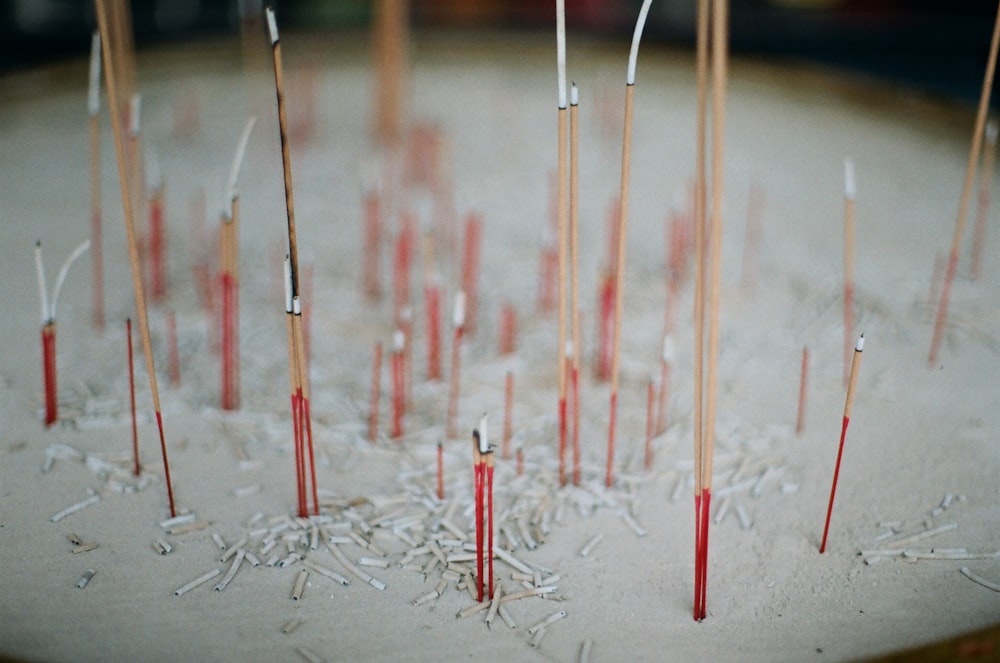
xmin=270 ymin=39 xmax=300 ymax=297
xmin=844 ymin=195 xmax=855 ymax=384
xmin=930 ymin=0 xmax=1000 ymax=365
xmin=971 ymin=123 xmax=998 ymax=280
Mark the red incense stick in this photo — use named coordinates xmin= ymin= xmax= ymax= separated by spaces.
xmin=569 ymin=83 xmax=582 ymax=486
xmin=127 ymin=318 xmax=140 ymax=475
xmin=486 ymin=449 xmax=495 ymax=600
xmin=148 ymin=180 xmax=166 ymax=302
xmin=473 ymin=429 xmax=484 ymax=602
xmin=820 ymin=334 xmax=865 ymax=553
xmin=423 ymin=232 xmax=442 ymax=381
xmin=363 ymin=190 xmax=382 ymax=299
xmin=555 ymin=0 xmax=569 ymax=489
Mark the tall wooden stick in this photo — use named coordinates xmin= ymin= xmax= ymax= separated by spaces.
xmin=95 ymin=0 xmax=176 ymax=517
xmin=820 ymin=334 xmax=865 ymax=553
xmin=929 ymin=0 xmax=1000 ymax=366
xmin=606 ymin=0 xmax=654 ymax=489
xmin=555 ymin=0 xmax=569 ymax=488
xmin=569 ymin=82 xmax=582 ymax=486
xmin=127 ymin=318 xmax=139 ymax=475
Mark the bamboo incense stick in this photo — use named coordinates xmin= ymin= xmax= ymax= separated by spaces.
xmin=283 ymin=257 xmax=305 ymax=515
xmin=362 ymin=189 xmax=382 ymax=299
xmin=127 ymin=318 xmax=139 ymax=475
xmin=692 ymin=0 xmax=710 ymax=620
xmin=569 ymin=82 xmax=582 ymax=486
xmin=473 ymin=426 xmax=484 ymax=602
xmin=843 ymin=157 xmax=856 ymax=385
xmin=971 ymin=120 xmax=998 ymax=281
xmin=391 ymin=330 xmax=405 ymax=439
xmin=423 ymin=231 xmax=442 ymax=381
xmin=486 ymin=446 xmax=495 ymax=600
xmin=820 ymin=334 xmax=865 ymax=554
xmin=929 ymin=1 xmax=1000 ymax=366
xmin=88 ymin=30 xmax=104 ymax=331
xmin=96 ymin=0 xmax=176 ymax=517
xmin=555 ymin=0 xmax=570 ymax=488
xmin=606 ymin=0 xmax=654 ymax=489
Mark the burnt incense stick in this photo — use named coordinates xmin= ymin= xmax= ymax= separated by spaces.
xmin=556 ymin=0 xmax=570 ymax=488
xmin=843 ymin=157 xmax=856 ymax=385
xmin=971 ymin=120 xmax=998 ymax=281
xmin=446 ymin=292 xmax=466 ymax=440
xmin=486 ymin=445 xmax=495 ymax=600
xmin=606 ymin=0 xmax=653 ymax=489
xmin=820 ymin=334 xmax=865 ymax=553
xmin=127 ymin=318 xmax=139 ymax=475
xmin=88 ymin=30 xmax=104 ymax=331
xmin=34 ymin=239 xmax=90 ymax=426
xmin=929 ymin=1 xmax=1000 ymax=366
xmin=95 ymin=0 xmax=176 ymax=517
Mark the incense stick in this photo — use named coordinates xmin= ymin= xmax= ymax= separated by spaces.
xmin=95 ymin=0 xmax=176 ymax=517
xmin=929 ymin=2 xmax=1000 ymax=366
xmin=971 ymin=120 xmax=998 ymax=281
xmin=843 ymin=157 xmax=856 ymax=385
xmin=606 ymin=0 xmax=653 ymax=489
xmin=391 ymin=330 xmax=405 ymax=439
xmin=502 ymin=371 xmax=514 ymax=460
xmin=88 ymin=30 xmax=104 ymax=331
xmin=446 ymin=292 xmax=466 ymax=440
xmin=167 ymin=310 xmax=180 ymax=387
xmin=569 ymin=82 xmax=583 ymax=485
xmin=795 ymin=345 xmax=809 ymax=435
xmin=127 ymin=318 xmax=139 ymax=476
xmin=369 ymin=341 xmax=382 ymax=444
xmin=555 ymin=0 xmax=570 ymax=488
xmin=820 ymin=334 xmax=865 ymax=553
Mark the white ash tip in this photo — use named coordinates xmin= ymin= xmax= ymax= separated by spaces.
xmin=453 ymin=291 xmax=466 ymax=328
xmin=570 ymin=82 xmax=578 ymax=106
xmin=88 ymin=31 xmax=101 ymax=116
xmin=283 ymin=256 xmax=293 ymax=313
xmin=626 ymin=0 xmax=654 ymax=86
xmin=556 ymin=0 xmax=567 ymax=109
xmin=129 ymin=94 xmax=142 ymax=136
xmin=292 ymin=296 xmax=301 ymax=315
xmin=266 ymin=7 xmax=279 ymax=44
xmin=478 ymin=413 xmax=489 ymax=453
xmin=393 ymin=329 xmax=405 ymax=351
xmin=855 ymin=333 xmax=865 ymax=352
xmin=843 ymin=156 xmax=856 ymax=200
xmin=661 ymin=335 xmax=675 ymax=363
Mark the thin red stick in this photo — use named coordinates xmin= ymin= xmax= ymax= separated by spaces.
xmin=127 ymin=318 xmax=139 ymax=476
xmin=42 ymin=324 xmax=57 ymax=427
xmin=460 ymin=213 xmax=482 ymax=336
xmin=486 ymin=453 xmax=495 ymax=600
xmin=363 ymin=191 xmax=382 ymax=298
xmin=167 ymin=309 xmax=180 ymax=387
xmin=516 ymin=446 xmax=524 ymax=477
xmin=473 ymin=439 xmax=484 ymax=603
xmin=498 ymin=302 xmax=517 ymax=355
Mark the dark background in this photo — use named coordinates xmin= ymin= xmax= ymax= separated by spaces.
xmin=2 ymin=0 xmax=997 ymax=106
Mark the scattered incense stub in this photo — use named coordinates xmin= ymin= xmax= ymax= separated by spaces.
xmin=76 ymin=569 xmax=96 ymax=589
xmin=51 ymin=495 xmax=100 ymax=523
xmin=174 ymin=569 xmax=221 ymax=596
xmin=960 ymin=567 xmax=1000 ymax=592
xmin=281 ymin=617 xmax=302 ymax=635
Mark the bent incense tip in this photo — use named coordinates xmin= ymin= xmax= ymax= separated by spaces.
xmin=34 ymin=241 xmax=50 ymax=324
xmin=226 ymin=116 xmax=258 ymax=205
xmin=626 ymin=0 xmax=654 ymax=86
xmin=843 ymin=156 xmax=856 ymax=201
xmin=51 ymin=240 xmax=91 ymax=321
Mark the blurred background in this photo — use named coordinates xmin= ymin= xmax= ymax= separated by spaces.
xmin=1 ymin=0 xmax=997 ymax=105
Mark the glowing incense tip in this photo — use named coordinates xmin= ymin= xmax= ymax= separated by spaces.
xmin=129 ymin=94 xmax=141 ymax=138
xmin=478 ymin=412 xmax=490 ymax=453
xmin=855 ymin=333 xmax=865 ymax=352
xmin=843 ymin=156 xmax=856 ymax=201
xmin=556 ymin=0 xmax=567 ymax=109
xmin=626 ymin=0 xmax=654 ymax=86
xmin=266 ymin=6 xmax=279 ymax=45
xmin=570 ymin=82 xmax=578 ymax=107
xmin=452 ymin=291 xmax=466 ymax=328
xmin=283 ymin=256 xmax=293 ymax=313
xmin=51 ymin=240 xmax=91 ymax=320
xmin=988 ymin=120 xmax=999 ymax=143
xmin=661 ymin=334 xmax=675 ymax=363
xmin=34 ymin=241 xmax=50 ymax=324
xmin=88 ymin=31 xmax=101 ymax=117
xmin=393 ymin=329 xmax=405 ymax=352
xmin=226 ymin=116 xmax=258 ymax=205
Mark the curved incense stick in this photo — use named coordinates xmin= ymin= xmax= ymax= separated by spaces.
xmin=51 ymin=240 xmax=91 ymax=321
xmin=929 ymin=2 xmax=1000 ymax=366
xmin=226 ymin=116 xmax=257 ymax=208
xmin=607 ymin=0 xmax=654 ymax=489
